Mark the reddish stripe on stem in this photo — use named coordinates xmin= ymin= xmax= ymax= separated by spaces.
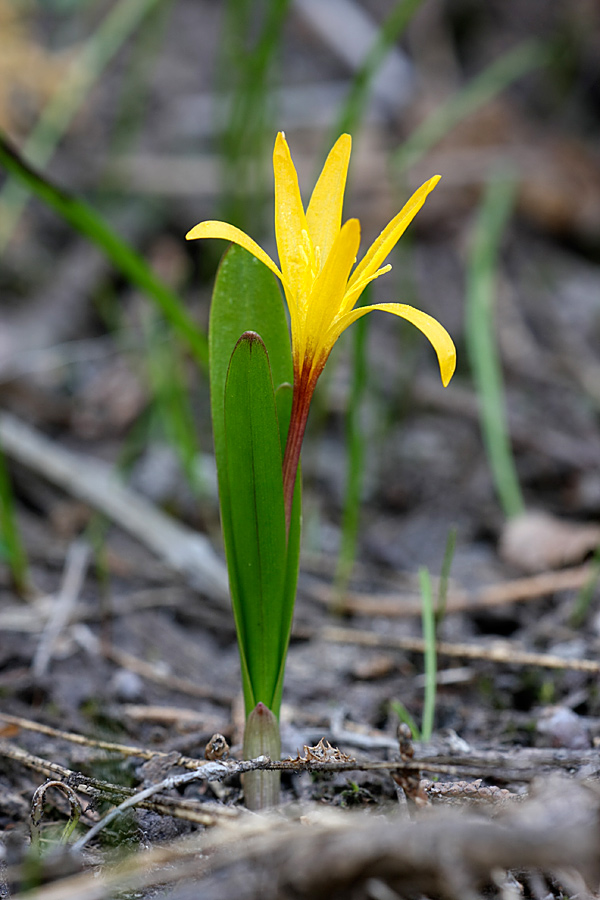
xmin=282 ymin=363 xmax=321 ymax=531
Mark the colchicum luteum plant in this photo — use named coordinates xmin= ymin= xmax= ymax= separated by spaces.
xmin=187 ymin=133 xmax=456 ymax=808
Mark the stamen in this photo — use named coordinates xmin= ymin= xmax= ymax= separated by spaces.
xmin=351 ymin=264 xmax=392 ymax=296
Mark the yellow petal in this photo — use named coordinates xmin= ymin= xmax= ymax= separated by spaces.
xmin=306 ymin=134 xmax=352 ymax=267
xmin=303 ymin=217 xmax=361 ymax=364
xmin=273 ymin=133 xmax=309 ymax=303
xmin=348 ymin=176 xmax=440 ymax=292
xmin=186 ymin=220 xmax=283 ymax=282
xmin=330 ymin=302 xmax=456 ymax=387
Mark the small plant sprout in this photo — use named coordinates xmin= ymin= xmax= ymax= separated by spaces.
xmin=187 ymin=133 xmax=456 ymax=808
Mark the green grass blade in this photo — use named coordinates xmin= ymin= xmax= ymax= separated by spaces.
xmin=419 ymin=567 xmax=437 ymax=742
xmin=0 ymin=133 xmax=207 ymax=367
xmin=466 ymin=172 xmax=524 ymax=519
xmin=219 ymin=0 xmax=291 ymax=230
xmin=570 ymin=546 xmax=600 ymax=629
xmin=224 ymin=333 xmax=288 ymax=713
xmin=393 ymin=41 xmax=548 ymax=173
xmin=389 ymin=700 xmax=421 ymax=741
xmin=435 ymin=525 xmax=457 ymax=627
xmin=332 ymin=0 xmax=424 ymax=139
xmin=142 ymin=311 xmax=204 ymax=496
xmin=109 ymin=0 xmax=175 ymax=159
xmin=0 ymin=0 xmax=164 ymax=250
xmin=0 ymin=448 xmax=29 ymax=596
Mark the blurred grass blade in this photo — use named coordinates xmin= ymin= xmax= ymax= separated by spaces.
xmin=389 ymin=700 xmax=421 ymax=741
xmin=570 ymin=546 xmax=600 ymax=629
xmin=0 ymin=448 xmax=29 ymax=597
xmin=109 ymin=0 xmax=175 ymax=158
xmin=220 ymin=0 xmax=292 ymax=230
xmin=0 ymin=0 xmax=163 ymax=250
xmin=332 ymin=0 xmax=424 ymax=138
xmin=435 ymin=525 xmax=457 ymax=627
xmin=0 ymin=133 xmax=208 ymax=367
xmin=224 ymin=333 xmax=288 ymax=713
xmin=143 ymin=310 xmax=204 ymax=495
xmin=419 ymin=566 xmax=436 ymax=742
xmin=466 ymin=172 xmax=524 ymax=519
xmin=393 ymin=41 xmax=548 ymax=173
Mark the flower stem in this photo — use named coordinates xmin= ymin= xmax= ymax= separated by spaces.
xmin=282 ymin=367 xmax=317 ymax=530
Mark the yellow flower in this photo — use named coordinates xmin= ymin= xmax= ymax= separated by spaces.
xmin=187 ymin=132 xmax=455 ymax=388
xmin=187 ymin=132 xmax=456 ymax=520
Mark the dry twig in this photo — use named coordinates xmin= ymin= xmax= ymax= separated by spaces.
xmin=0 ymin=412 xmax=228 ymax=600
xmin=324 ymin=625 xmax=600 ymax=673
xmin=7 ymin=779 xmax=600 ymax=900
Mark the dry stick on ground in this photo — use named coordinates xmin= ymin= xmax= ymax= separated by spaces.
xmin=323 ymin=625 xmax=600 ymax=673
xmin=70 ymin=623 xmax=236 ymax=705
xmin=7 ymin=780 xmax=600 ymax=900
xmin=0 ymin=412 xmax=229 ymax=601
xmin=31 ymin=539 xmax=90 ymax=678
xmin=0 ymin=586 xmax=192 ymax=633
xmin=1 ymin=729 xmax=540 ymax=789
xmin=4 ymin=711 xmax=599 ymax=785
xmin=0 ymin=712 xmax=212 ymax=771
xmin=0 ymin=740 xmax=241 ymax=828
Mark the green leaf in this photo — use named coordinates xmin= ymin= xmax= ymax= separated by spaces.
xmin=0 ymin=133 xmax=207 ymax=367
xmin=224 ymin=332 xmax=288 ymax=712
xmin=209 ymin=245 xmax=299 ymax=717
xmin=210 ymin=244 xmax=292 ymax=483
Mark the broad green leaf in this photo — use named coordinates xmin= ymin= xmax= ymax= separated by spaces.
xmin=224 ymin=332 xmax=288 ymax=712
xmin=209 ymin=245 xmax=299 ymax=717
xmin=210 ymin=244 xmax=292 ymax=484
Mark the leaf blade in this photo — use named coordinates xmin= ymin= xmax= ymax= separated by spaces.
xmin=224 ymin=332 xmax=288 ymax=710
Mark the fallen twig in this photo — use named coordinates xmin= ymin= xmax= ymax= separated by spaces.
xmin=324 ymin=624 xmax=600 ymax=673
xmin=0 ymin=412 xmax=228 ymax=600
xmin=8 ymin=779 xmax=600 ymax=900
xmin=311 ymin=563 xmax=593 ymax=617
xmin=0 ymin=739 xmax=240 ymax=827
xmin=32 ymin=539 xmax=90 ymax=678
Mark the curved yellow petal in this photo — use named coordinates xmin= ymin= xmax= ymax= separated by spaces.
xmin=186 ymin=220 xmax=283 ymax=282
xmin=273 ymin=133 xmax=309 ymax=303
xmin=306 ymin=133 xmax=352 ymax=267
xmin=330 ymin=302 xmax=456 ymax=387
xmin=348 ymin=176 xmax=440 ymax=292
xmin=302 ymin=217 xmax=361 ymax=363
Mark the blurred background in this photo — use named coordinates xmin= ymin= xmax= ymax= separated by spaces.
xmin=1 ymin=0 xmax=600 ymax=747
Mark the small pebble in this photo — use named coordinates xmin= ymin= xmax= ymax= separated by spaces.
xmin=109 ymin=669 xmax=146 ymax=703
xmin=536 ymin=705 xmax=591 ymax=750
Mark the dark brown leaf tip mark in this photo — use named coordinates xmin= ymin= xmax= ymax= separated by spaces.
xmin=236 ymin=330 xmax=265 ymax=350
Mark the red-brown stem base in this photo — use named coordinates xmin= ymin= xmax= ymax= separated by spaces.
xmin=282 ymin=366 xmax=320 ymax=530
